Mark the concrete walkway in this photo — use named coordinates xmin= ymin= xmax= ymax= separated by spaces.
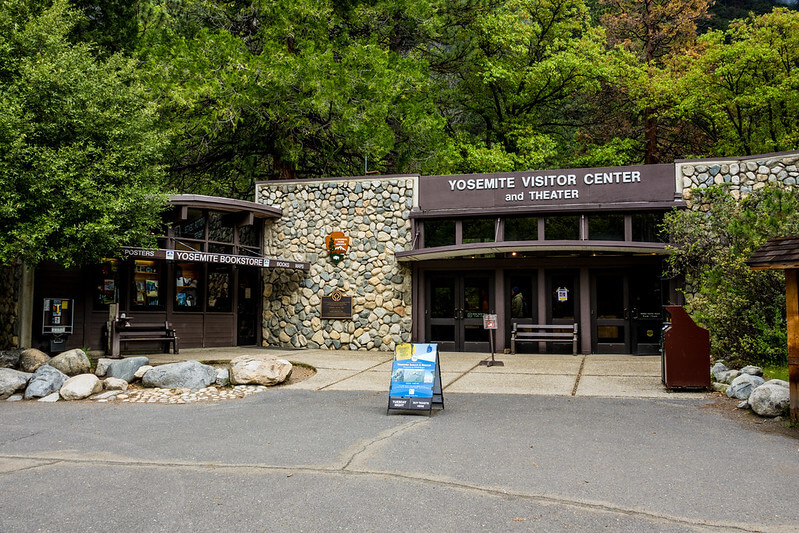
xmin=141 ymin=347 xmax=704 ymax=399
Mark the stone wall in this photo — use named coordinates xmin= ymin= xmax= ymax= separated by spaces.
xmin=256 ymin=177 xmax=417 ymax=351
xmin=677 ymin=151 xmax=799 ymax=209
xmin=0 ymin=262 xmax=21 ymax=349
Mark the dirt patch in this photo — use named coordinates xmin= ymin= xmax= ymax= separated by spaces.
xmin=700 ymin=393 xmax=798 ymax=440
xmin=274 ymin=363 xmax=316 ymax=387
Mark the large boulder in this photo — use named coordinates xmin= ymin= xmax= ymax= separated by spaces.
xmin=0 ymin=368 xmax=32 ymax=399
xmin=726 ymin=374 xmax=766 ymax=400
xmin=107 ymin=357 xmax=150 ymax=383
xmin=25 ymin=365 xmax=68 ymax=399
xmin=229 ymin=354 xmax=292 ymax=386
xmin=142 ymin=361 xmax=216 ymax=389
xmin=0 ymin=348 xmax=24 ymax=369
xmin=60 ymin=374 xmax=103 ymax=401
xmin=49 ymin=349 xmax=91 ymax=376
xmin=749 ymin=382 xmax=790 ymax=417
xmin=19 ymin=348 xmax=51 ymax=373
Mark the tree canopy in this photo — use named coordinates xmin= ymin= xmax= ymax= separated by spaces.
xmin=0 ymin=0 xmax=168 ymax=267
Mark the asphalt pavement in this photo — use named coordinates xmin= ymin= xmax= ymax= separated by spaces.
xmin=1 ymin=349 xmax=798 ymax=532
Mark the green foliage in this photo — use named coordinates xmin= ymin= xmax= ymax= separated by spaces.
xmin=665 ymin=186 xmax=799 ymax=366
xmin=430 ymin=0 xmax=612 ymax=173
xmin=138 ymin=0 xmax=447 ymax=197
xmin=666 ymin=8 xmax=799 ymax=157
xmin=0 ymin=0 xmax=169 ymax=267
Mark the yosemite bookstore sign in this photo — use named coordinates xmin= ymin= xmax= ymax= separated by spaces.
xmin=122 ymin=247 xmax=310 ymax=271
xmin=420 ymin=164 xmax=676 ymax=210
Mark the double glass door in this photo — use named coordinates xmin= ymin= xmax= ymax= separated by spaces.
xmin=592 ymin=269 xmax=665 ymax=354
xmin=427 ymin=273 xmax=493 ymax=352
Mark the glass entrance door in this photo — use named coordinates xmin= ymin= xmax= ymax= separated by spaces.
xmin=236 ymin=269 xmax=259 ymax=345
xmin=426 ymin=273 xmax=493 ymax=352
xmin=591 ymin=268 xmax=665 ymax=354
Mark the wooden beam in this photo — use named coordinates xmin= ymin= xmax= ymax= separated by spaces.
xmin=786 ymin=269 xmax=799 ymax=424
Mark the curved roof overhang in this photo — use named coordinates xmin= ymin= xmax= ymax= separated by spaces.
xmin=168 ymin=194 xmax=282 ymax=219
xmin=396 ymin=241 xmax=668 ymax=262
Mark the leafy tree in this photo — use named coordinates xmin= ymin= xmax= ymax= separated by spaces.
xmin=666 ymin=8 xmax=799 ymax=157
xmin=600 ymin=0 xmax=713 ymax=164
xmin=429 ymin=0 xmax=611 ymax=173
xmin=665 ymin=186 xmax=799 ymax=366
xmin=0 ymin=0 xmax=169 ymax=267
xmin=138 ymin=0 xmax=446 ymax=198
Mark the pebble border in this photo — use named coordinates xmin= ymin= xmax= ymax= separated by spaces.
xmin=90 ymin=385 xmax=269 ymax=404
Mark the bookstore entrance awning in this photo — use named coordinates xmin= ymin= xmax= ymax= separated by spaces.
xmin=122 ymin=247 xmax=310 ymax=271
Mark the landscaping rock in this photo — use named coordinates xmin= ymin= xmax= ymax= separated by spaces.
xmin=6 ymin=394 xmax=23 ymax=402
xmin=229 ymin=354 xmax=292 ymax=386
xmin=712 ymin=382 xmax=728 ymax=393
xmin=768 ymin=379 xmax=789 ymax=389
xmin=60 ymin=374 xmax=103 ymax=401
xmin=107 ymin=357 xmax=150 ymax=383
xmin=24 ymin=365 xmax=68 ymax=399
xmin=749 ymin=382 xmax=790 ymax=417
xmin=717 ymin=370 xmax=741 ymax=384
xmin=19 ymin=348 xmax=50 ymax=373
xmin=49 ymin=349 xmax=91 ymax=376
xmin=0 ymin=368 xmax=32 ymax=399
xmin=0 ymin=348 xmax=24 ymax=369
xmin=726 ymin=374 xmax=766 ymax=400
xmin=103 ymin=377 xmax=128 ymax=391
xmin=142 ymin=360 xmax=216 ymax=389
xmin=215 ymin=368 xmax=230 ymax=387
xmin=710 ymin=362 xmax=728 ymax=381
xmin=37 ymin=392 xmax=60 ymax=402
xmin=91 ymin=390 xmax=121 ymax=400
xmin=740 ymin=365 xmax=763 ymax=377
xmin=134 ymin=365 xmax=153 ymax=379
xmin=95 ymin=358 xmax=114 ymax=378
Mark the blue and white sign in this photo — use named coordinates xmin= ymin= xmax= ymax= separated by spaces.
xmin=388 ymin=343 xmax=441 ymax=412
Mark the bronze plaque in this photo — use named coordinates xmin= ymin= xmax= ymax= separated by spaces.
xmin=321 ymin=291 xmax=352 ymax=319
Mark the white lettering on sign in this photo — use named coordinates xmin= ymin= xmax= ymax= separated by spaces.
xmin=123 ymin=249 xmax=155 ymax=257
xmin=528 ymin=190 xmax=579 ymax=200
xmin=448 ymin=177 xmax=516 ymax=191
xmin=583 ymin=171 xmax=641 ymax=185
xmin=521 ymin=174 xmax=577 ymax=187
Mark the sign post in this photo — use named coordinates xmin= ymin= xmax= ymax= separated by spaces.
xmin=387 ymin=343 xmax=444 ymax=416
xmin=479 ymin=314 xmax=503 ymax=367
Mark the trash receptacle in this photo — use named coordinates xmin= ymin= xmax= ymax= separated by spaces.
xmin=662 ymin=305 xmax=711 ymax=390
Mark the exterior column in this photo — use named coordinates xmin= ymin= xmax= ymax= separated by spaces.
xmin=494 ymin=269 xmax=506 ymax=352
xmin=786 ymin=269 xmax=798 ymax=424
xmin=579 ymin=267 xmax=591 ymax=355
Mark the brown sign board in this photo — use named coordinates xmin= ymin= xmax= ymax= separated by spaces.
xmin=122 ymin=247 xmax=310 ymax=271
xmin=418 ymin=164 xmax=676 ymax=214
xmin=321 ymin=291 xmax=353 ymax=319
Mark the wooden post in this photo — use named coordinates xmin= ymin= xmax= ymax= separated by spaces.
xmin=786 ymin=270 xmax=799 ymax=424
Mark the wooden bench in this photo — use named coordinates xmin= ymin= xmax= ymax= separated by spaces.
xmin=511 ymin=323 xmax=578 ymax=355
xmin=108 ymin=318 xmax=179 ymax=357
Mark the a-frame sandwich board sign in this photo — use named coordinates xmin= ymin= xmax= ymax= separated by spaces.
xmin=387 ymin=343 xmax=444 ymax=416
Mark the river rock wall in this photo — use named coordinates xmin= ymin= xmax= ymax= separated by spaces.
xmin=677 ymin=152 xmax=799 ymax=209
xmin=256 ymin=176 xmax=417 ymax=351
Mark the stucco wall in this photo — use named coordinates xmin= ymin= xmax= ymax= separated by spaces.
xmin=256 ymin=176 xmax=417 ymax=351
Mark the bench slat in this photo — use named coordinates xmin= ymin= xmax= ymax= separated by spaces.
xmin=511 ymin=323 xmax=578 ymax=355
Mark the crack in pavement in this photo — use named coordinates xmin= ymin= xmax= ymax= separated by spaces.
xmin=316 ymin=357 xmax=394 ymax=390
xmin=571 ymin=355 xmax=587 ymax=396
xmin=0 ymin=453 xmax=773 ymax=532
xmin=337 ymin=417 xmax=430 ymax=470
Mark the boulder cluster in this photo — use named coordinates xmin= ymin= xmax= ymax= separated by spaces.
xmin=0 ymin=348 xmax=293 ymax=402
xmin=711 ymin=362 xmax=790 ymax=418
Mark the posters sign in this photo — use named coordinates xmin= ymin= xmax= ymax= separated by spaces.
xmin=388 ymin=343 xmax=440 ymax=412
